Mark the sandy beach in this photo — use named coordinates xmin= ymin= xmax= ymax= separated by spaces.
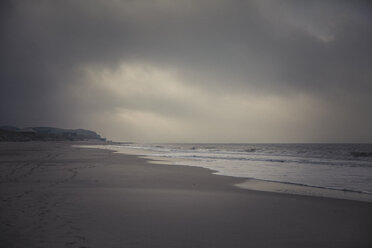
xmin=1 ymin=142 xmax=371 ymax=248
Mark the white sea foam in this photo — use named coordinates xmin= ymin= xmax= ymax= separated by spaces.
xmin=77 ymin=143 xmax=372 ymax=200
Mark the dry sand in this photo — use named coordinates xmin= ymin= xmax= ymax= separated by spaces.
xmin=1 ymin=142 xmax=371 ymax=248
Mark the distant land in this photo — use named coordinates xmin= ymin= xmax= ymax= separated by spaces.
xmin=0 ymin=126 xmax=106 ymax=142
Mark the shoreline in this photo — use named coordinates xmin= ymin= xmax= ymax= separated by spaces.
xmin=77 ymin=143 xmax=372 ymax=203
xmin=235 ymin=178 xmax=372 ymax=202
xmin=1 ymin=142 xmax=372 ymax=247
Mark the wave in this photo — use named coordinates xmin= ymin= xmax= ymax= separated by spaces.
xmin=77 ymin=143 xmax=372 ymax=197
xmin=160 ymin=153 xmax=372 ymax=168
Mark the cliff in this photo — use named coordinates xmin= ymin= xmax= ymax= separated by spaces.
xmin=0 ymin=126 xmax=106 ymax=142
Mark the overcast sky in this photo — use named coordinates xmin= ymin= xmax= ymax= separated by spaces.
xmin=1 ymin=0 xmax=372 ymax=142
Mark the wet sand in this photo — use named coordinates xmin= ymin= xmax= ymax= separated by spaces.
xmin=1 ymin=142 xmax=371 ymax=247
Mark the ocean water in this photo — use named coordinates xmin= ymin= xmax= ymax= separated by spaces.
xmin=78 ymin=143 xmax=372 ymax=200
xmin=122 ymin=143 xmax=372 ymax=193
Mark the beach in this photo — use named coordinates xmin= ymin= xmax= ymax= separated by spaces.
xmin=1 ymin=142 xmax=371 ymax=248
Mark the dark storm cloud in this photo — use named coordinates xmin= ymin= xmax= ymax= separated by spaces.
xmin=1 ymin=0 xmax=371 ymax=142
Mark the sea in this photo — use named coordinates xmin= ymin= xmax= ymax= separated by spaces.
xmin=79 ymin=143 xmax=372 ymax=202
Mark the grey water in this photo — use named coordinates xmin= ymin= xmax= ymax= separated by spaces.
xmin=126 ymin=143 xmax=372 ymax=194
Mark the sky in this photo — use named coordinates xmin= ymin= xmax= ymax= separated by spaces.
xmin=1 ymin=0 xmax=372 ymax=143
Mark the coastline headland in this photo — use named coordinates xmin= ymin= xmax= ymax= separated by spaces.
xmin=0 ymin=126 xmax=106 ymax=142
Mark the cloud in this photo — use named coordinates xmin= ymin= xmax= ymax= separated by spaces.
xmin=1 ymin=0 xmax=371 ymax=142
